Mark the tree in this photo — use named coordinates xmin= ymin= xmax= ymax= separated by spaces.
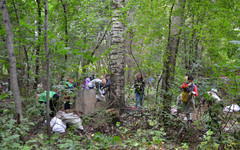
xmin=33 ymin=0 xmax=42 ymax=89
xmin=161 ymin=0 xmax=185 ymax=113
xmin=0 ymin=0 xmax=23 ymax=123
xmin=44 ymin=0 xmax=51 ymax=137
xmin=109 ymin=0 xmax=125 ymax=109
xmin=60 ymin=0 xmax=68 ymax=79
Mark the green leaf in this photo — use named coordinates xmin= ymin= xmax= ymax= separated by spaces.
xmin=113 ymin=136 xmax=120 ymax=142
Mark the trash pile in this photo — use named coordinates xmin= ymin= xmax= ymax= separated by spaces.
xmin=50 ymin=110 xmax=84 ymax=133
xmin=223 ymin=104 xmax=240 ymax=112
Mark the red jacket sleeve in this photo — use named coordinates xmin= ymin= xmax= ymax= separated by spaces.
xmin=181 ymin=82 xmax=188 ymax=89
xmin=194 ymin=85 xmax=198 ymax=96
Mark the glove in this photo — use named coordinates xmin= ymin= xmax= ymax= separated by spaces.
xmin=192 ymin=91 xmax=196 ymax=95
xmin=188 ymin=82 xmax=193 ymax=86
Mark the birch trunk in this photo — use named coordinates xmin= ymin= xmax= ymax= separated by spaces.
xmin=1 ymin=0 xmax=23 ymax=121
xmin=109 ymin=0 xmax=125 ymax=109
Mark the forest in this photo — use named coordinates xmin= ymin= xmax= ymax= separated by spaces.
xmin=0 ymin=0 xmax=240 ymax=149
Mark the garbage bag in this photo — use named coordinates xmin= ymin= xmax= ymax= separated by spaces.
xmin=223 ymin=104 xmax=240 ymax=112
xmin=50 ymin=117 xmax=66 ymax=133
xmin=56 ymin=111 xmax=84 ymax=130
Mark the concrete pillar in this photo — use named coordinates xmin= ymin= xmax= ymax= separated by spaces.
xmin=75 ymin=89 xmax=107 ymax=114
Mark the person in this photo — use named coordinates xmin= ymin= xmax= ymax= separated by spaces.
xmin=68 ymin=79 xmax=76 ymax=88
xmin=61 ymin=78 xmax=76 ymax=110
xmin=87 ymin=78 xmax=106 ymax=101
xmin=90 ymin=70 xmax=95 ymax=81
xmin=101 ymin=74 xmax=111 ymax=97
xmin=176 ymin=76 xmax=189 ymax=108
xmin=181 ymin=76 xmax=198 ymax=124
xmin=134 ymin=73 xmax=145 ymax=108
xmin=37 ymin=90 xmax=60 ymax=117
xmin=62 ymin=79 xmax=75 ymax=92
xmin=83 ymin=77 xmax=91 ymax=89
xmin=87 ymin=78 xmax=106 ymax=90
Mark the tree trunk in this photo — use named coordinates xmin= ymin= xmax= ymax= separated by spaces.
xmin=161 ymin=0 xmax=185 ymax=113
xmin=60 ymin=0 xmax=68 ymax=79
xmin=33 ymin=0 xmax=42 ymax=89
xmin=44 ymin=0 xmax=51 ymax=137
xmin=1 ymin=0 xmax=23 ymax=122
xmin=12 ymin=0 xmax=24 ymax=92
xmin=61 ymin=0 xmax=68 ymax=62
xmin=126 ymin=29 xmax=134 ymax=84
xmin=109 ymin=0 xmax=125 ymax=109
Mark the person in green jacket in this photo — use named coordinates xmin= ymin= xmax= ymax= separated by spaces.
xmin=37 ymin=91 xmax=60 ymax=117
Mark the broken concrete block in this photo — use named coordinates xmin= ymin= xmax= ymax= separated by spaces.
xmin=75 ymin=89 xmax=108 ymax=114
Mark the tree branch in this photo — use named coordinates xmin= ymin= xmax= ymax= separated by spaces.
xmin=91 ymin=20 xmax=112 ymax=57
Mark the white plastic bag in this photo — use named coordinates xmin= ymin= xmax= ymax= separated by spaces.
xmin=208 ymin=91 xmax=221 ymax=103
xmin=223 ymin=104 xmax=240 ymax=112
xmin=50 ymin=117 xmax=66 ymax=133
xmin=57 ymin=111 xmax=84 ymax=130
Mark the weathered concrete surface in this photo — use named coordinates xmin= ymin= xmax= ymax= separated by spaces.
xmin=75 ymin=89 xmax=108 ymax=114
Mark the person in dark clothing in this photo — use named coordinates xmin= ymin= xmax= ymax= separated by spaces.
xmin=101 ymin=74 xmax=110 ymax=97
xmin=62 ymin=78 xmax=75 ymax=110
xmin=69 ymin=79 xmax=76 ymax=88
xmin=90 ymin=70 xmax=95 ymax=81
xmin=134 ymin=73 xmax=145 ymax=108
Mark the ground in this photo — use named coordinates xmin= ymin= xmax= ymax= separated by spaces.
xmin=0 ymin=93 xmax=239 ymax=149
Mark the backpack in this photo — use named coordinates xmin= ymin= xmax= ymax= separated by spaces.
xmin=182 ymin=82 xmax=195 ymax=103
xmin=183 ymin=82 xmax=195 ymax=93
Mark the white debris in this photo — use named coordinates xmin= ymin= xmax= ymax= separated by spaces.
xmin=208 ymin=91 xmax=221 ymax=103
xmin=223 ymin=104 xmax=240 ymax=112
xmin=57 ymin=111 xmax=84 ymax=130
xmin=171 ymin=105 xmax=178 ymax=115
xmin=50 ymin=117 xmax=66 ymax=133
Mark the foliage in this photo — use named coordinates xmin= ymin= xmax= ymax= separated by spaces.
xmin=0 ymin=110 xmax=32 ymax=149
xmin=0 ymin=0 xmax=240 ymax=149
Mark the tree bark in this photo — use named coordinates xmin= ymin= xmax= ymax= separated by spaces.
xmin=1 ymin=0 xmax=23 ymax=122
xmin=109 ymin=0 xmax=125 ymax=109
xmin=60 ymin=0 xmax=68 ymax=80
xmin=126 ymin=29 xmax=134 ymax=84
xmin=61 ymin=0 xmax=68 ymax=62
xmin=12 ymin=0 xmax=24 ymax=91
xmin=33 ymin=0 xmax=42 ymax=89
xmin=44 ymin=0 xmax=51 ymax=137
xmin=161 ymin=0 xmax=185 ymax=113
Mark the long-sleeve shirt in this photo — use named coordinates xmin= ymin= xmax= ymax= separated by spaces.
xmin=134 ymin=79 xmax=145 ymax=94
xmin=102 ymin=78 xmax=110 ymax=89
xmin=181 ymin=82 xmax=198 ymax=96
xmin=87 ymin=79 xmax=102 ymax=88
